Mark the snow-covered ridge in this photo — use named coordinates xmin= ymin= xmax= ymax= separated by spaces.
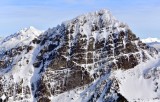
xmin=0 ymin=26 xmax=43 ymax=53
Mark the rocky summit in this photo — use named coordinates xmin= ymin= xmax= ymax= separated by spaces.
xmin=0 ymin=9 xmax=160 ymax=102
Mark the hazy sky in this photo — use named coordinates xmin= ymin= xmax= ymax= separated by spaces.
xmin=0 ymin=0 xmax=160 ymax=38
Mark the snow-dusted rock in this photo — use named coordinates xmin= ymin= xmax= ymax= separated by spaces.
xmin=0 ymin=9 xmax=159 ymax=102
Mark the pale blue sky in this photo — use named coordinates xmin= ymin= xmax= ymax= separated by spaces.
xmin=0 ymin=0 xmax=160 ymax=38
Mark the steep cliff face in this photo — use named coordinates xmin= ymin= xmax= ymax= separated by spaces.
xmin=0 ymin=10 xmax=159 ymax=102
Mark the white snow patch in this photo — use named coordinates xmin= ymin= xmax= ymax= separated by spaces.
xmin=1 ymin=94 xmax=6 ymax=100
xmin=115 ymin=55 xmax=160 ymax=102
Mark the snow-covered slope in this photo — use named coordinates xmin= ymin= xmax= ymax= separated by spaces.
xmin=0 ymin=26 xmax=43 ymax=54
xmin=115 ymin=55 xmax=160 ymax=102
xmin=0 ymin=9 xmax=159 ymax=102
xmin=0 ymin=26 xmax=43 ymax=101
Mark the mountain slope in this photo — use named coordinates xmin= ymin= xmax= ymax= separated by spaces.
xmin=0 ymin=9 xmax=159 ymax=102
xmin=0 ymin=26 xmax=43 ymax=102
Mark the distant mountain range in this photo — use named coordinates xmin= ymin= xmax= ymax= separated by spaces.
xmin=0 ymin=37 xmax=3 ymax=42
xmin=142 ymin=38 xmax=160 ymax=51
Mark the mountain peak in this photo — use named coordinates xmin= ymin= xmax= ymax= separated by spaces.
xmin=25 ymin=26 xmax=37 ymax=32
xmin=28 ymin=26 xmax=35 ymax=29
xmin=95 ymin=9 xmax=112 ymax=16
xmin=63 ymin=9 xmax=117 ymax=26
xmin=61 ymin=9 xmax=129 ymax=44
xmin=97 ymin=9 xmax=109 ymax=13
xmin=18 ymin=26 xmax=42 ymax=36
xmin=0 ymin=26 xmax=43 ymax=52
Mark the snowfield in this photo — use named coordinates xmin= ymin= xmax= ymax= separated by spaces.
xmin=115 ymin=54 xmax=160 ymax=102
